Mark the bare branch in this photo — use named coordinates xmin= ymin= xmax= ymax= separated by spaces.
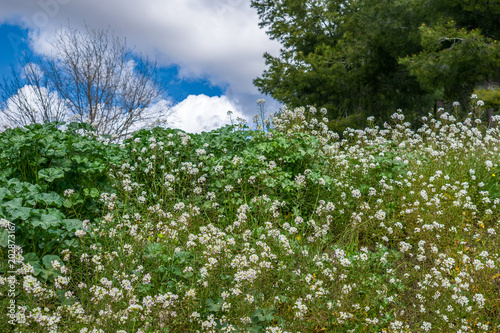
xmin=1 ymin=23 xmax=168 ymax=137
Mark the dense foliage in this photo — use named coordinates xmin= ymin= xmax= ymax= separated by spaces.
xmin=251 ymin=0 xmax=500 ymax=123
xmin=1 ymin=101 xmax=500 ymax=332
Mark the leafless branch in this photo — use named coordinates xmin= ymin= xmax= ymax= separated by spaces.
xmin=1 ymin=23 xmax=169 ymax=138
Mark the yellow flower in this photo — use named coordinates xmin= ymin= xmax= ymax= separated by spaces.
xmin=492 ymin=173 xmax=495 ymax=177
xmin=296 ymin=235 xmax=302 ymax=241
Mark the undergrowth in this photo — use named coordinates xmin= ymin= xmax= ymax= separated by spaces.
xmin=1 ymin=99 xmax=499 ymax=332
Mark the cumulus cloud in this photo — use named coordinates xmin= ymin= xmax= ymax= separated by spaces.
xmin=0 ymin=0 xmax=283 ymax=132
xmin=0 ymin=0 xmax=280 ymax=97
xmin=0 ymin=84 xmax=245 ymax=135
xmin=0 ymin=84 xmax=67 ymax=128
xmin=167 ymin=94 xmax=246 ymax=133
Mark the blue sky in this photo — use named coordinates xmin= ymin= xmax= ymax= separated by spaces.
xmin=0 ymin=25 xmax=30 ymax=79
xmin=0 ymin=24 xmax=224 ymax=103
xmin=0 ymin=0 xmax=281 ymax=132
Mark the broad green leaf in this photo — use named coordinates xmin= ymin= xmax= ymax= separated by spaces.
xmin=3 ymin=198 xmax=23 ymax=210
xmin=72 ymin=155 xmax=89 ymax=164
xmin=0 ymin=229 xmax=9 ymax=247
xmin=145 ymin=242 xmax=163 ymax=256
xmin=83 ymin=187 xmax=100 ymax=198
xmin=42 ymin=255 xmax=62 ymax=270
xmin=31 ymin=262 xmax=44 ymax=276
xmin=36 ymin=192 xmax=64 ymax=207
xmin=46 ymin=208 xmax=65 ymax=220
xmin=37 ymin=157 xmax=48 ymax=165
xmin=31 ymin=214 xmax=62 ymax=229
xmin=24 ymin=253 xmax=43 ymax=276
xmin=174 ymin=251 xmax=192 ymax=264
xmin=38 ymin=168 xmax=65 ymax=182
xmin=168 ymin=266 xmax=183 ymax=276
xmin=63 ymin=198 xmax=73 ymax=208
xmin=63 ymin=239 xmax=79 ymax=248
xmin=9 ymin=207 xmax=32 ymax=220
xmin=63 ymin=219 xmax=83 ymax=232
xmin=23 ymin=183 xmax=41 ymax=196
xmin=39 ymin=267 xmax=59 ymax=281
xmin=24 ymin=253 xmax=39 ymax=263
xmin=89 ymin=188 xmax=99 ymax=198
xmin=57 ymin=289 xmax=76 ymax=305
xmin=0 ymin=187 xmax=10 ymax=201
xmin=205 ymin=298 xmax=223 ymax=312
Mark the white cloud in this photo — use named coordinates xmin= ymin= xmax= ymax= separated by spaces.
xmin=0 ymin=84 xmax=66 ymax=127
xmin=0 ymin=0 xmax=284 ymax=132
xmin=168 ymin=94 xmax=246 ymax=133
xmin=21 ymin=62 xmax=44 ymax=80
xmin=95 ymin=93 xmax=247 ymax=135
xmin=0 ymin=84 xmax=246 ymax=135
xmin=0 ymin=0 xmax=281 ymax=98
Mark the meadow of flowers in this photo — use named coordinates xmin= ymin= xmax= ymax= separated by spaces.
xmin=1 ymin=98 xmax=499 ymax=332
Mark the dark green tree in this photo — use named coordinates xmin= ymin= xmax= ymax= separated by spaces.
xmin=400 ymin=0 xmax=500 ymax=106
xmin=252 ymin=0 xmax=432 ymax=122
xmin=252 ymin=0 xmax=499 ymax=123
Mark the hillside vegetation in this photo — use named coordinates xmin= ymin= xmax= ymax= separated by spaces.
xmin=1 ymin=102 xmax=500 ymax=332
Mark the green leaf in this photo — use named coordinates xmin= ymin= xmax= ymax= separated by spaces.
xmin=0 ymin=187 xmax=10 ymax=201
xmin=63 ymin=219 xmax=83 ymax=232
xmin=42 ymin=255 xmax=62 ymax=270
xmin=46 ymin=208 xmax=65 ymax=219
xmin=145 ymin=242 xmax=163 ymax=257
xmin=63 ymin=239 xmax=79 ymax=249
xmin=276 ymin=295 xmax=288 ymax=303
xmin=174 ymin=251 xmax=193 ymax=264
xmin=24 ymin=252 xmax=39 ymax=263
xmin=38 ymin=168 xmax=65 ymax=183
xmin=252 ymin=308 xmax=275 ymax=323
xmin=90 ymin=188 xmax=99 ymax=198
xmin=168 ymin=266 xmax=183 ymax=276
xmin=39 ymin=267 xmax=59 ymax=281
xmin=31 ymin=262 xmax=44 ymax=276
xmin=206 ymin=298 xmax=223 ymax=312
xmin=63 ymin=198 xmax=73 ymax=208
xmin=36 ymin=192 xmax=64 ymax=207
xmin=56 ymin=289 xmax=74 ymax=305
xmin=9 ymin=207 xmax=32 ymax=220
xmin=37 ymin=157 xmax=48 ymax=165
xmin=67 ymin=121 xmax=94 ymax=133
xmin=83 ymin=188 xmax=99 ymax=198
xmin=31 ymin=214 xmax=62 ymax=229
xmin=0 ymin=229 xmax=9 ymax=247
xmin=24 ymin=253 xmax=43 ymax=275
xmin=264 ymin=311 xmax=274 ymax=321
xmin=3 ymin=198 xmax=23 ymax=210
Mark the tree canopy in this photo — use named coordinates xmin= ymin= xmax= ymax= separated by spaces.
xmin=251 ymin=0 xmax=499 ymax=123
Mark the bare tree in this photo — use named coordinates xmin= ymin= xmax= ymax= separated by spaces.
xmin=0 ymin=23 xmax=167 ymax=137
xmin=0 ymin=56 xmax=67 ymax=128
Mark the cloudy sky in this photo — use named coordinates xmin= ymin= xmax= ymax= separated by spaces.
xmin=0 ymin=0 xmax=282 ymax=132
